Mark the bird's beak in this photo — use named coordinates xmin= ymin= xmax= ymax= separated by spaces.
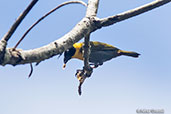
xmin=63 ymin=64 xmax=66 ymax=69
xmin=63 ymin=56 xmax=71 ymax=69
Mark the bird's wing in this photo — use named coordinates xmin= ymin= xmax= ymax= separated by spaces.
xmin=90 ymin=41 xmax=119 ymax=52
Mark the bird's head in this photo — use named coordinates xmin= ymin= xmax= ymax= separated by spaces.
xmin=63 ymin=46 xmax=76 ymax=69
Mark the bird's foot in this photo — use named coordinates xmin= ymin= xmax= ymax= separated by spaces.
xmin=89 ymin=64 xmax=98 ymax=68
xmin=75 ymin=69 xmax=85 ymax=81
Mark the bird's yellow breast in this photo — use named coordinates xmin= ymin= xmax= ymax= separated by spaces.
xmin=72 ymin=43 xmax=84 ymax=60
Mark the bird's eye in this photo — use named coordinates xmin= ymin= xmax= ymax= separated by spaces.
xmin=66 ymin=49 xmax=69 ymax=52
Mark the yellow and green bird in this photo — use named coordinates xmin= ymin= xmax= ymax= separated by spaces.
xmin=63 ymin=41 xmax=140 ymax=68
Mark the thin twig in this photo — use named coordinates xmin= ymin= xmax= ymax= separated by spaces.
xmin=2 ymin=0 xmax=38 ymax=42
xmin=28 ymin=63 xmax=33 ymax=78
xmin=13 ymin=0 xmax=87 ymax=50
xmin=78 ymin=81 xmax=83 ymax=95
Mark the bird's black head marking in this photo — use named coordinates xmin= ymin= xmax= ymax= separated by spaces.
xmin=64 ymin=46 xmax=76 ymax=64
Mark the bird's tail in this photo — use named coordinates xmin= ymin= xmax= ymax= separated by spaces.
xmin=119 ymin=50 xmax=140 ymax=58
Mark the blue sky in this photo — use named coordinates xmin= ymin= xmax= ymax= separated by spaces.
xmin=0 ymin=0 xmax=171 ymax=114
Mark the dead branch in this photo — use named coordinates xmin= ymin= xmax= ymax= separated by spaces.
xmin=2 ymin=0 xmax=38 ymax=42
xmin=76 ymin=34 xmax=93 ymax=95
xmin=75 ymin=0 xmax=100 ymax=95
xmin=86 ymin=0 xmax=99 ymax=17
xmin=99 ymin=0 xmax=171 ymax=27
xmin=28 ymin=63 xmax=33 ymax=78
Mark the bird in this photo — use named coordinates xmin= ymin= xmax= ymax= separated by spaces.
xmin=63 ymin=41 xmax=140 ymax=68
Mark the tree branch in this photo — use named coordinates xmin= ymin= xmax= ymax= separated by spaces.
xmin=86 ymin=0 xmax=99 ymax=17
xmin=0 ymin=40 xmax=7 ymax=64
xmin=13 ymin=0 xmax=87 ymax=50
xmin=0 ymin=0 xmax=99 ymax=66
xmin=99 ymin=0 xmax=171 ymax=27
xmin=0 ymin=0 xmax=38 ymax=64
xmin=2 ymin=0 xmax=38 ymax=42
xmin=77 ymin=34 xmax=93 ymax=95
xmin=83 ymin=34 xmax=91 ymax=70
xmin=1 ymin=17 xmax=93 ymax=66
xmin=76 ymin=0 xmax=99 ymax=95
xmin=84 ymin=0 xmax=99 ymax=69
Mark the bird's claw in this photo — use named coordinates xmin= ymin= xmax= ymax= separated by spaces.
xmin=75 ymin=69 xmax=86 ymax=95
xmin=75 ymin=69 xmax=86 ymax=82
